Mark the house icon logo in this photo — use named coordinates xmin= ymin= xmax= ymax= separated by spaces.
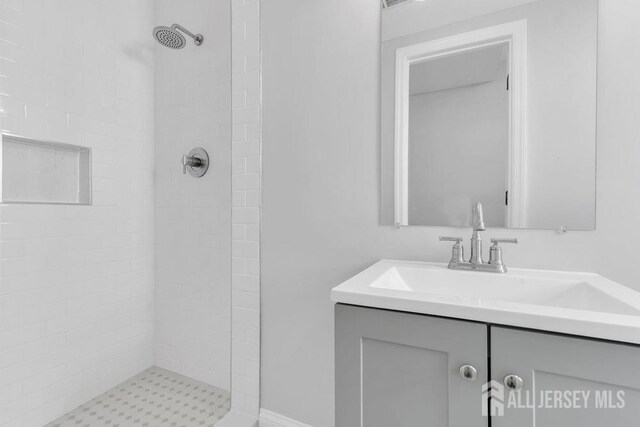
xmin=482 ymin=380 xmax=505 ymax=417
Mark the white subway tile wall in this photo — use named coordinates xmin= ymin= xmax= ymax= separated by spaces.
xmin=231 ymin=0 xmax=261 ymax=416
xmin=154 ymin=0 xmax=232 ymax=391
xmin=0 ymin=0 xmax=156 ymax=426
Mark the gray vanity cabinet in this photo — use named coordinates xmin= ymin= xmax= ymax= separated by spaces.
xmin=335 ymin=304 xmax=488 ymax=427
xmin=491 ymin=327 xmax=640 ymax=426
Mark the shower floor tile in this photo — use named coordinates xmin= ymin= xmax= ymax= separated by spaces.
xmin=46 ymin=367 xmax=230 ymax=427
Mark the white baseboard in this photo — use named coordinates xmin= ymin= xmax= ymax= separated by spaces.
xmin=259 ymin=409 xmax=313 ymax=427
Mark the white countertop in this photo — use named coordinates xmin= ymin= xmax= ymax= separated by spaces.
xmin=331 ymin=260 xmax=640 ymax=345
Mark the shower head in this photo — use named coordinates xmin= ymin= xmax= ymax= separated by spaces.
xmin=153 ymin=24 xmax=203 ymax=49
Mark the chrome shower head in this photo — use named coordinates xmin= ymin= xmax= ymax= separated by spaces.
xmin=153 ymin=26 xmax=185 ymax=49
xmin=153 ymin=24 xmax=203 ymax=49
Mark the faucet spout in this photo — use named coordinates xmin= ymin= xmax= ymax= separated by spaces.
xmin=471 ymin=202 xmax=485 ymax=231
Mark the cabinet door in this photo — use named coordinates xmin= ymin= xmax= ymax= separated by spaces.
xmin=491 ymin=327 xmax=640 ymax=426
xmin=335 ymin=304 xmax=488 ymax=427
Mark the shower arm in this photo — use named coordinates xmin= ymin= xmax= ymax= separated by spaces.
xmin=171 ymin=24 xmax=204 ymax=44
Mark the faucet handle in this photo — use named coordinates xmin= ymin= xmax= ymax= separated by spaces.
xmin=488 ymin=238 xmax=518 ymax=273
xmin=439 ymin=236 xmax=464 ymax=265
xmin=490 ymin=238 xmax=519 ymax=246
xmin=182 ymin=154 xmax=190 ymax=174
xmin=439 ymin=236 xmax=463 ymax=243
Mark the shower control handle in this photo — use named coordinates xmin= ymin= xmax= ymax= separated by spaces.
xmin=182 ymin=154 xmax=202 ymax=174
xmin=182 ymin=148 xmax=209 ymax=178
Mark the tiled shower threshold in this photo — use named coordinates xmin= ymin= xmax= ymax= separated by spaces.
xmin=46 ymin=367 xmax=231 ymax=427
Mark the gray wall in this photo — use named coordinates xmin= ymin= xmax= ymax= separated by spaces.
xmin=262 ymin=0 xmax=640 ymax=425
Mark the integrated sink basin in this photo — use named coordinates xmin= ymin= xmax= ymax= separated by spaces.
xmin=331 ymin=260 xmax=640 ymax=344
xmin=371 ymin=264 xmax=640 ymax=315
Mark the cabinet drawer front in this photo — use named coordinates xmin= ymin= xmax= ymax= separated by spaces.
xmin=335 ymin=304 xmax=488 ymax=427
xmin=491 ymin=327 xmax=640 ymax=426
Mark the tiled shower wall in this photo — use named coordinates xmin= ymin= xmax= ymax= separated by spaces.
xmin=231 ymin=0 xmax=261 ymax=416
xmin=154 ymin=0 xmax=232 ymax=390
xmin=0 ymin=0 xmax=156 ymax=426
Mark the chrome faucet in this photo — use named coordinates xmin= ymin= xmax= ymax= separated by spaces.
xmin=440 ymin=203 xmax=518 ymax=273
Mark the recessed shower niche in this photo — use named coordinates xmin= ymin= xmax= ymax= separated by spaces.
xmin=1 ymin=133 xmax=92 ymax=205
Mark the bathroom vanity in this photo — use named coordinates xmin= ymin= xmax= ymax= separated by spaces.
xmin=345 ymin=0 xmax=640 ymax=424
xmin=332 ymin=260 xmax=640 ymax=426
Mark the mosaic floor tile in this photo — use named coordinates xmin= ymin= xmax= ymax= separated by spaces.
xmin=46 ymin=367 xmax=230 ymax=427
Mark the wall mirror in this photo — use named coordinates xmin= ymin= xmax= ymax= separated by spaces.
xmin=380 ymin=0 xmax=598 ymax=230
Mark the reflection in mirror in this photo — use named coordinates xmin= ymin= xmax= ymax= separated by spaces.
xmin=380 ymin=0 xmax=598 ymax=230
xmin=409 ymin=44 xmax=509 ymax=227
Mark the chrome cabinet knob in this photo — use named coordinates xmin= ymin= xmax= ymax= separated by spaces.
xmin=459 ymin=365 xmax=477 ymax=381
xmin=504 ymin=374 xmax=524 ymax=391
